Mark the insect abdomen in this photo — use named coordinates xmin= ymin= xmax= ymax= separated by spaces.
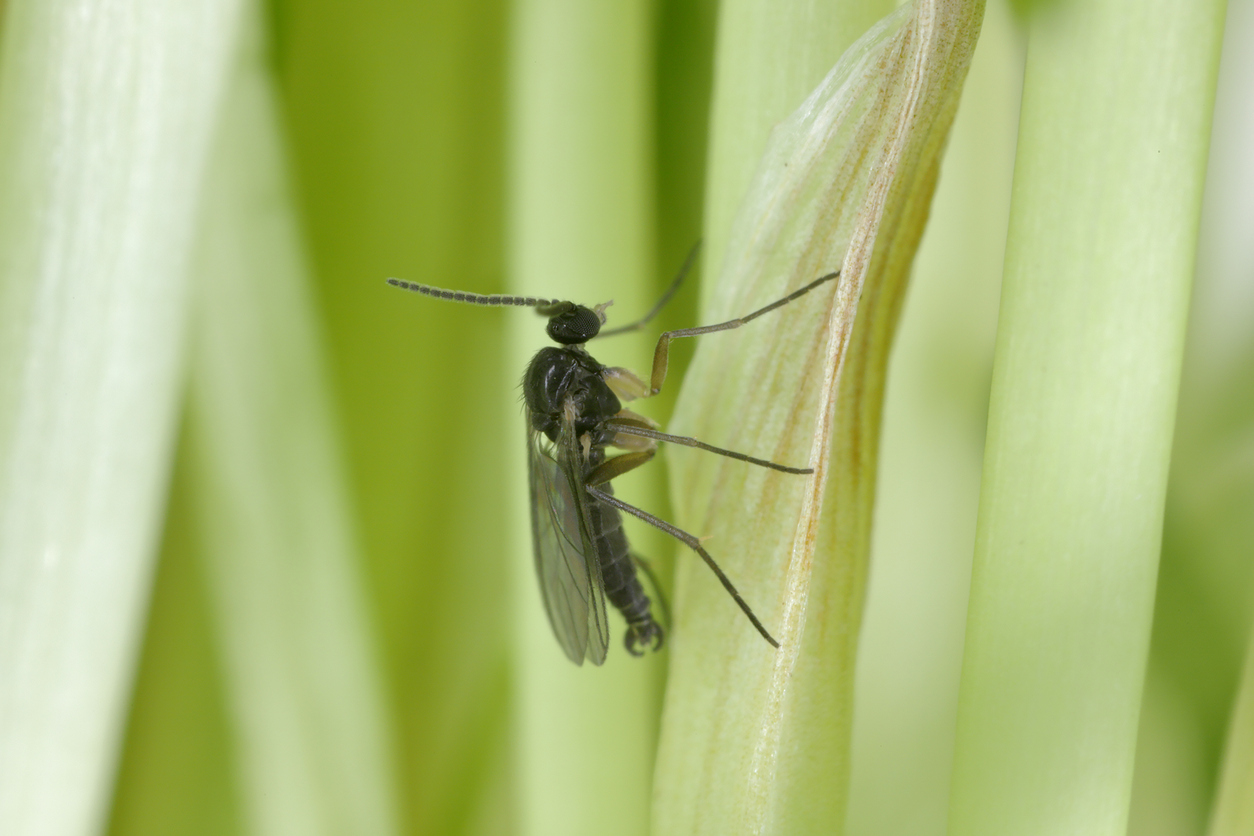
xmin=586 ymin=484 xmax=663 ymax=655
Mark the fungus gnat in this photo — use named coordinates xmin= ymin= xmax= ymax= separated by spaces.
xmin=388 ymin=255 xmax=839 ymax=665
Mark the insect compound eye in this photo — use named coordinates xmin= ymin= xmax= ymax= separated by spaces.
xmin=546 ymin=305 xmax=602 ymax=344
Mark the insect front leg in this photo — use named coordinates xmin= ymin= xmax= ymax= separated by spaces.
xmin=643 ymin=270 xmax=841 ymax=397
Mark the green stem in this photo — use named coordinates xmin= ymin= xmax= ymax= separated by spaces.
xmin=507 ymin=1 xmax=659 ymax=834
xmin=1210 ymin=625 xmax=1254 ymax=835
xmin=947 ymin=1 xmax=1226 ymax=833
xmin=0 ymin=2 xmax=243 ymax=834
xmin=845 ymin=2 xmax=1023 ymax=831
xmin=184 ymin=14 xmax=401 ymax=835
xmin=656 ymin=1 xmax=983 ymax=833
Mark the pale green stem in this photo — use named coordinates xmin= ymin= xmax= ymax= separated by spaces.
xmin=184 ymin=11 xmax=400 ymax=836
xmin=0 ymin=2 xmax=243 ymax=835
xmin=507 ymin=1 xmax=658 ymax=834
xmin=846 ymin=2 xmax=1023 ymax=833
xmin=701 ymin=0 xmax=895 ymax=298
xmin=946 ymin=1 xmax=1227 ymax=834
xmin=268 ymin=3 xmax=517 ymax=832
xmin=656 ymin=1 xmax=984 ymax=833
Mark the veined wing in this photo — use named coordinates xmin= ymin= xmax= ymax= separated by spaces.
xmin=527 ymin=418 xmax=610 ymax=665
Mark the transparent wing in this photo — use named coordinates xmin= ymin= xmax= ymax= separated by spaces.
xmin=527 ymin=420 xmax=610 ymax=666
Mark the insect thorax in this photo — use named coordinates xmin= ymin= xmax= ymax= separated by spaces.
xmin=524 ymin=346 xmax=621 ymax=442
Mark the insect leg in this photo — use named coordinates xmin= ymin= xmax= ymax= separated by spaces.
xmin=583 ymin=483 xmax=780 ymax=649
xmin=585 ymin=450 xmax=655 ymax=484
xmin=596 ymin=242 xmax=701 ymax=339
xmin=602 ymin=367 xmax=651 ymax=401
xmin=644 ymin=269 xmax=841 ymax=397
xmin=607 ymin=419 xmax=812 ymax=474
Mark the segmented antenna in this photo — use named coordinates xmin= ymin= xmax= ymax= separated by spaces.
xmin=387 ymin=278 xmax=559 ymax=309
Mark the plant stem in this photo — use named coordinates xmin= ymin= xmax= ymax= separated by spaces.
xmin=507 ymin=1 xmax=659 ymax=834
xmin=656 ymin=2 xmax=984 ymax=833
xmin=947 ymin=1 xmax=1227 ymax=833
xmin=184 ymin=13 xmax=401 ymax=835
xmin=0 ymin=2 xmax=243 ymax=834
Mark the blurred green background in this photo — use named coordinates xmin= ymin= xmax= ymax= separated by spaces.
xmin=98 ymin=1 xmax=1252 ymax=835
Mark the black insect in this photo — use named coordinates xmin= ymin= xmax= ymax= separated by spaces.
xmin=388 ymin=256 xmax=839 ymax=665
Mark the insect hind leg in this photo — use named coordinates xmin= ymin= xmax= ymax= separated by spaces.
xmin=585 ymin=485 xmax=779 ymax=649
